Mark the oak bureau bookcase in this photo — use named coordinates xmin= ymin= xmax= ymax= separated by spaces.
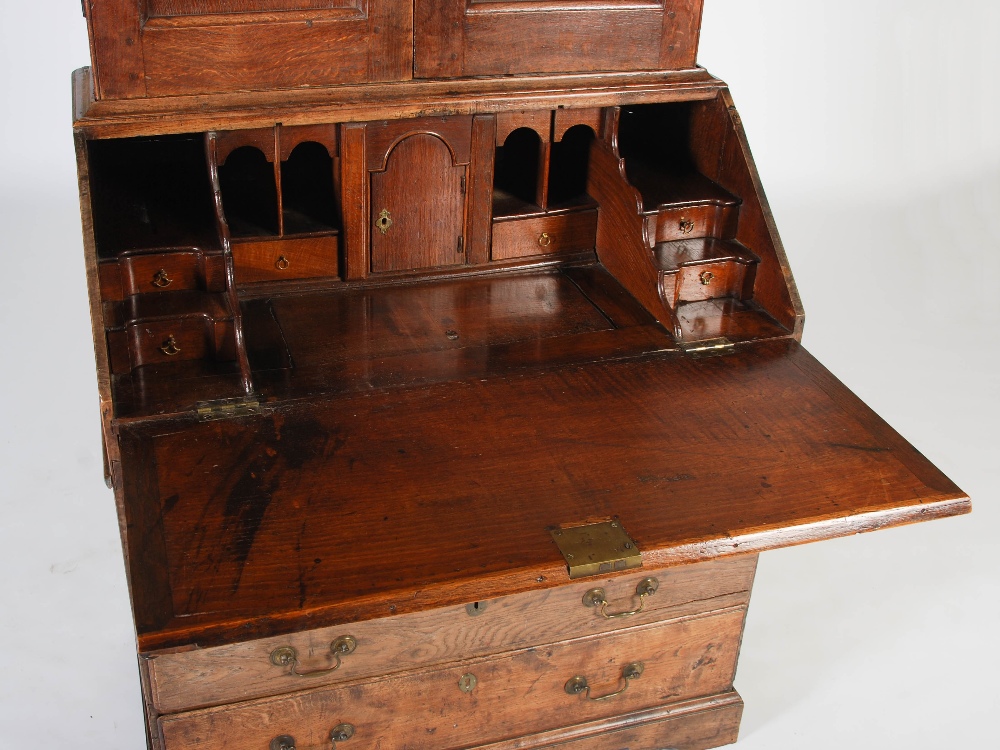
xmin=73 ymin=1 xmax=969 ymax=749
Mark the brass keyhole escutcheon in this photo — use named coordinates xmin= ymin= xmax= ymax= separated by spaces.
xmin=538 ymin=232 xmax=552 ymax=247
xmin=699 ymin=271 xmax=715 ymax=285
xmin=375 ymin=209 xmax=393 ymax=234
xmin=275 ymin=255 xmax=290 ymax=270
xmin=679 ymin=219 xmax=695 ymax=235
xmin=152 ymin=269 xmax=172 ymax=288
xmin=159 ymin=335 xmax=181 ymax=356
xmin=458 ymin=673 xmax=478 ymax=693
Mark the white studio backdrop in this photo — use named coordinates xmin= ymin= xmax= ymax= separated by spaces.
xmin=0 ymin=2 xmax=996 ymax=748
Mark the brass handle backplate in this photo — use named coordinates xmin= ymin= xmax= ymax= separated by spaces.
xmin=270 ymin=636 xmax=357 ymax=678
xmin=679 ymin=219 xmax=695 ymax=235
xmin=159 ymin=335 xmax=181 ymax=356
xmin=152 ymin=269 xmax=173 ymax=288
xmin=538 ymin=232 xmax=552 ymax=247
xmin=699 ymin=271 xmax=715 ymax=285
xmin=565 ymin=662 xmax=644 ymax=701
xmin=375 ymin=209 xmax=393 ymax=234
xmin=582 ymin=577 xmax=658 ymax=619
xmin=276 ymin=255 xmax=290 ymax=270
xmin=270 ymin=724 xmax=354 ymax=750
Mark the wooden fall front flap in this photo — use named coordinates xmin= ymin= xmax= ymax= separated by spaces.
xmin=117 ymin=340 xmax=968 ymax=653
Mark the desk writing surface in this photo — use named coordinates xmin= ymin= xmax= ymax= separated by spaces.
xmin=117 ymin=340 xmax=967 ymax=652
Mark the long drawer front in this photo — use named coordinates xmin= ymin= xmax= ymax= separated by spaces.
xmin=159 ymin=607 xmax=747 ymax=750
xmin=147 ymin=556 xmax=757 ymax=713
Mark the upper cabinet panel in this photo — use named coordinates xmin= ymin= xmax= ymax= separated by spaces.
xmin=84 ymin=0 xmax=413 ymax=98
xmin=414 ymin=0 xmax=704 ymax=79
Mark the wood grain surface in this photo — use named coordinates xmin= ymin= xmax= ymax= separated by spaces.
xmin=147 ymin=556 xmax=756 ymax=712
xmin=116 ymin=339 xmax=967 ymax=651
xmin=158 ymin=608 xmax=746 ymax=749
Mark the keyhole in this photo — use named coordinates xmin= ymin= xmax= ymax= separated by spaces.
xmin=465 ymin=600 xmax=488 ymax=616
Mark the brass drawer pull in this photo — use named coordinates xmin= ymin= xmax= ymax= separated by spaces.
xmin=699 ymin=270 xmax=715 ymax=285
xmin=276 ymin=255 xmax=290 ymax=270
xmin=538 ymin=232 xmax=552 ymax=247
xmin=270 ymin=635 xmax=357 ymax=678
xmin=679 ymin=218 xmax=695 ymax=235
xmin=159 ymin=335 xmax=181 ymax=356
xmin=565 ymin=662 xmax=644 ymax=701
xmin=152 ymin=269 xmax=172 ymax=288
xmin=269 ymin=725 xmax=355 ymax=750
xmin=582 ymin=577 xmax=658 ymax=619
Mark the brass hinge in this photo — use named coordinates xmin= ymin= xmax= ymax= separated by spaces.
xmin=549 ymin=519 xmax=643 ymax=579
xmin=195 ymin=397 xmax=263 ymax=421
xmin=680 ymin=337 xmax=735 ymax=358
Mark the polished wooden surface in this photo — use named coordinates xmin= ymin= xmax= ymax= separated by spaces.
xmin=69 ymin=9 xmax=970 ymax=745
xmin=116 ymin=338 xmax=966 ymax=652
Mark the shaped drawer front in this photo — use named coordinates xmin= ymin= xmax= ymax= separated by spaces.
xmin=158 ymin=606 xmax=746 ymax=750
xmin=491 ymin=210 xmax=598 ymax=261
xmin=146 ymin=556 xmax=756 ymax=714
xmin=99 ymin=250 xmax=227 ymax=301
xmin=675 ymin=261 xmax=748 ymax=304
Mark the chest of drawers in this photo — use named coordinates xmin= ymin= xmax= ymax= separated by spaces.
xmin=71 ymin=2 xmax=969 ymax=748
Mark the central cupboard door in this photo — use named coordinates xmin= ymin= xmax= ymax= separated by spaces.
xmin=370 ymin=135 xmax=468 ymax=273
xmin=414 ymin=0 xmax=705 ymax=78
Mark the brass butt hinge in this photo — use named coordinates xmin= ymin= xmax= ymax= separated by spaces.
xmin=195 ymin=397 xmax=263 ymax=421
xmin=680 ymin=337 xmax=735 ymax=358
xmin=549 ymin=518 xmax=643 ymax=579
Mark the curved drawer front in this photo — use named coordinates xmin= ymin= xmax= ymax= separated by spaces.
xmin=158 ymin=607 xmax=746 ymax=750
xmin=147 ymin=556 xmax=756 ymax=713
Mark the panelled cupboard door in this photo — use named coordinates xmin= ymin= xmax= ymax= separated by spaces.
xmin=370 ymin=134 xmax=468 ymax=273
xmin=84 ymin=0 xmax=413 ymax=98
xmin=414 ymin=0 xmax=705 ymax=78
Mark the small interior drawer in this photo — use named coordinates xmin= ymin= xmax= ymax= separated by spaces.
xmin=491 ymin=210 xmax=598 ymax=261
xmin=675 ymin=261 xmax=748 ymax=304
xmin=646 ymin=204 xmax=738 ymax=246
xmin=158 ymin=606 xmax=747 ymax=750
xmin=107 ymin=316 xmax=235 ymax=374
xmin=232 ymin=235 xmax=339 ymax=284
xmin=145 ymin=556 xmax=756 ymax=714
xmin=99 ymin=250 xmax=226 ymax=301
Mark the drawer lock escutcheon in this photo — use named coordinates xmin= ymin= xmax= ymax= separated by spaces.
xmin=270 ymin=635 xmax=358 ymax=678
xmin=375 ymin=209 xmax=393 ymax=234
xmin=582 ymin=577 xmax=659 ymax=619
xmin=565 ymin=662 xmax=644 ymax=701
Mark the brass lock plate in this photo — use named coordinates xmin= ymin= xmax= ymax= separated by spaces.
xmin=549 ymin=519 xmax=642 ymax=579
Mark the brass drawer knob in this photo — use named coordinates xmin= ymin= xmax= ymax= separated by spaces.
xmin=679 ymin=219 xmax=695 ymax=235
xmin=159 ymin=335 xmax=181 ymax=356
xmin=270 ymin=635 xmax=357 ymax=678
xmin=538 ymin=232 xmax=552 ymax=247
xmin=699 ymin=270 xmax=715 ymax=285
xmin=270 ymin=736 xmax=296 ymax=750
xmin=565 ymin=662 xmax=644 ymax=701
xmin=151 ymin=269 xmax=172 ymax=288
xmin=582 ymin=577 xmax=658 ymax=619
xmin=275 ymin=255 xmax=290 ymax=270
